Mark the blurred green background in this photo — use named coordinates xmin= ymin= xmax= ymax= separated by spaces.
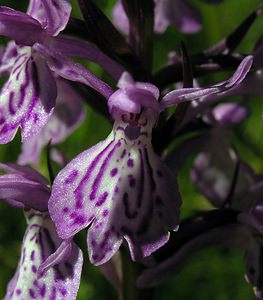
xmin=0 ymin=0 xmax=263 ymax=299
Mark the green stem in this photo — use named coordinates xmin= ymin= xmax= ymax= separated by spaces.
xmin=121 ymin=249 xmax=154 ymax=300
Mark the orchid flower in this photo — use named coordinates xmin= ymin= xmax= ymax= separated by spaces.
xmin=48 ymin=54 xmax=252 ymax=266
xmin=112 ymin=0 xmax=202 ymax=34
xmin=0 ymin=163 xmax=83 ymax=299
xmin=0 ymin=0 xmax=122 ymax=144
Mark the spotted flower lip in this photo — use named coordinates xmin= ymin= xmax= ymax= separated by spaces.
xmin=49 ymin=75 xmax=181 ymax=266
xmin=18 ymin=77 xmax=85 ymax=165
xmin=4 ymin=211 xmax=83 ymax=300
xmin=0 ymin=0 xmax=121 ymax=144
xmin=0 ymin=163 xmax=83 ymax=300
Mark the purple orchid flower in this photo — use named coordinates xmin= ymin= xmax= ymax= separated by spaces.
xmin=112 ymin=0 xmax=202 ymax=34
xmin=48 ymin=55 xmax=252 ymax=266
xmin=18 ymin=77 xmax=85 ymax=165
xmin=0 ymin=0 xmax=123 ymax=144
xmin=0 ymin=163 xmax=83 ymax=300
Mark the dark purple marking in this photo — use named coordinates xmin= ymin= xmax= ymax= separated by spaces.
xmin=65 ymin=169 xmax=78 ymax=184
xmin=128 ymin=174 xmax=136 ymax=187
xmin=63 ymin=207 xmax=69 ymax=213
xmin=16 ymin=289 xmax=22 ymax=295
xmin=73 ymin=215 xmax=86 ymax=225
xmin=92 ymin=254 xmax=99 ymax=261
xmin=38 ymin=231 xmax=46 ymax=262
xmin=59 ymin=288 xmax=67 ymax=296
xmin=89 ymin=141 xmax=121 ymax=200
xmin=75 ymin=199 xmax=83 ymax=209
xmin=123 ymin=192 xmax=138 ymax=219
xmin=70 ymin=212 xmax=78 ymax=219
xmin=22 ymin=247 xmax=26 ymax=264
xmin=50 ymin=287 xmax=56 ymax=300
xmin=110 ymin=168 xmax=118 ymax=177
xmin=120 ymin=149 xmax=126 ymax=159
xmin=114 ymin=186 xmax=119 ymax=193
xmin=102 ymin=209 xmax=109 ymax=217
xmin=32 ymin=265 xmax=37 ymax=273
xmin=43 ymin=228 xmax=56 ymax=254
xmin=8 ymin=92 xmax=16 ymax=115
xmin=74 ymin=141 xmax=114 ymax=202
xmin=144 ymin=148 xmax=156 ymax=191
xmin=95 ymin=221 xmax=103 ymax=229
xmin=137 ymin=149 xmax=145 ymax=208
xmin=33 ymin=280 xmax=38 ymax=287
xmin=0 ymin=117 xmax=5 ymax=125
xmin=88 ymin=215 xmax=95 ymax=222
xmin=100 ymin=231 xmax=110 ymax=249
xmin=29 ymin=288 xmax=36 ymax=299
xmin=40 ymin=284 xmax=46 ymax=297
xmin=116 ymin=126 xmax=125 ymax=132
xmin=127 ymin=158 xmax=134 ymax=168
xmin=91 ymin=239 xmax=97 ymax=246
xmin=33 ymin=113 xmax=39 ymax=123
xmin=95 ymin=192 xmax=108 ymax=207
xmin=30 ymin=250 xmax=35 ymax=261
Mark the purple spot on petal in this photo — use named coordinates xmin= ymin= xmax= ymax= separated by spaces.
xmin=33 ymin=113 xmax=39 ymax=123
xmin=120 ymin=149 xmax=126 ymax=159
xmin=102 ymin=209 xmax=109 ymax=217
xmin=92 ymin=254 xmax=98 ymax=261
xmin=63 ymin=207 xmax=69 ymax=213
xmin=8 ymin=92 xmax=16 ymax=115
xmin=110 ymin=168 xmax=118 ymax=177
xmin=16 ymin=289 xmax=22 ymax=295
xmin=65 ymin=170 xmax=78 ymax=184
xmin=30 ymin=250 xmax=35 ymax=261
xmin=91 ymin=239 xmax=97 ymax=246
xmin=73 ymin=215 xmax=86 ymax=225
xmin=114 ymin=186 xmax=119 ymax=193
xmin=29 ymin=288 xmax=36 ymax=299
xmin=95 ymin=192 xmax=108 ymax=207
xmin=127 ymin=158 xmax=134 ymax=168
xmin=40 ymin=284 xmax=46 ymax=297
xmin=76 ymin=199 xmax=83 ymax=209
xmin=59 ymin=288 xmax=67 ymax=296
xmin=88 ymin=215 xmax=95 ymax=222
xmin=128 ymin=174 xmax=136 ymax=187
xmin=32 ymin=265 xmax=37 ymax=273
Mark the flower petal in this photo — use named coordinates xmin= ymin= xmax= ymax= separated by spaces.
xmin=0 ymin=162 xmax=49 ymax=185
xmin=0 ymin=6 xmax=44 ymax=45
xmin=47 ymin=36 xmax=124 ymax=80
xmin=34 ymin=43 xmax=114 ymax=99
xmin=4 ymin=211 xmax=83 ymax=300
xmin=19 ymin=77 xmax=84 ymax=165
xmin=49 ymin=121 xmax=181 ymax=265
xmin=0 ymin=174 xmax=49 ymax=211
xmin=31 ymin=0 xmax=72 ymax=36
xmin=161 ymin=56 xmax=253 ymax=109
xmin=0 ymin=48 xmax=56 ymax=144
xmin=0 ymin=41 xmax=19 ymax=77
